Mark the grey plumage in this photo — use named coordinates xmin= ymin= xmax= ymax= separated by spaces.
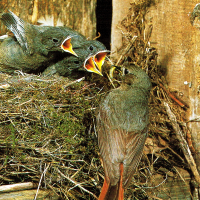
xmin=97 ymin=65 xmax=151 ymax=199
xmin=0 ymin=11 xmax=108 ymax=76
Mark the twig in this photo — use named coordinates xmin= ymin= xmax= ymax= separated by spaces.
xmin=71 ymin=164 xmax=86 ymax=179
xmin=164 ymin=102 xmax=200 ymax=185
xmin=0 ymin=83 xmax=10 ymax=89
xmin=142 ymin=173 xmax=168 ymax=189
xmin=57 ymin=168 xmax=98 ymax=199
xmin=18 ymin=98 xmax=33 ymax=106
xmin=173 ymin=166 xmax=186 ymax=184
xmin=7 ymin=116 xmax=21 ymax=134
xmin=93 ymin=32 xmax=101 ymax=40
xmin=53 ymin=104 xmax=81 ymax=108
xmin=186 ymin=128 xmax=196 ymax=153
xmin=151 ymin=196 xmax=164 ymax=200
xmin=34 ymin=163 xmax=50 ymax=200
xmin=166 ymin=146 xmax=185 ymax=163
xmin=173 ymin=166 xmax=194 ymax=199
xmin=63 ymin=77 xmax=85 ymax=89
xmin=106 ymin=72 xmax=116 ymax=88
xmin=159 ymin=83 xmax=187 ymax=108
xmin=0 ymin=182 xmax=37 ymax=193
xmin=187 ymin=117 xmax=200 ymax=122
xmin=116 ymin=36 xmax=138 ymax=66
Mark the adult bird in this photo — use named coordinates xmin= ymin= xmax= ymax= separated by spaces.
xmin=96 ymin=65 xmax=152 ymax=200
xmin=0 ymin=11 xmax=108 ymax=75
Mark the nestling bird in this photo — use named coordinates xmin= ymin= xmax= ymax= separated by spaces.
xmin=1 ymin=11 xmax=83 ymax=55
xmin=0 ymin=11 xmax=108 ymax=75
xmin=38 ymin=26 xmax=109 ymax=76
xmin=43 ymin=45 xmax=108 ymax=77
xmin=0 ymin=11 xmax=77 ymax=74
xmin=43 ymin=49 xmax=108 ymax=77
xmin=96 ymin=65 xmax=151 ymax=200
xmin=39 ymin=22 xmax=109 ymax=76
xmin=42 ymin=55 xmax=85 ymax=77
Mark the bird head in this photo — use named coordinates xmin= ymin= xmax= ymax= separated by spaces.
xmin=71 ymin=40 xmax=109 ymax=76
xmin=110 ymin=64 xmax=152 ymax=91
xmin=83 ymin=50 xmax=109 ymax=76
xmin=122 ymin=65 xmax=152 ymax=92
xmin=40 ymin=27 xmax=77 ymax=56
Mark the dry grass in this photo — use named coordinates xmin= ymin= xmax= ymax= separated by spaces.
xmin=0 ymin=71 xmax=110 ymax=199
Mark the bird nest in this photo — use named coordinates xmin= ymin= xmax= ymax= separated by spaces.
xmin=0 ymin=0 xmax=197 ymax=199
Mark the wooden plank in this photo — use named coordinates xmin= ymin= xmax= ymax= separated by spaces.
xmin=148 ymin=167 xmax=192 ymax=200
xmin=0 ymin=189 xmax=59 ymax=200
xmin=0 ymin=0 xmax=97 ymax=39
xmin=111 ymin=0 xmax=131 ymax=57
xmin=146 ymin=0 xmax=200 ymax=172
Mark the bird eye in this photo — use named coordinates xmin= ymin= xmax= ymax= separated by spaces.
xmin=89 ymin=46 xmax=94 ymax=51
xmin=52 ymin=38 xmax=59 ymax=43
xmin=124 ymin=68 xmax=129 ymax=74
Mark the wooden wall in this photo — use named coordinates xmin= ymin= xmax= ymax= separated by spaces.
xmin=111 ymin=0 xmax=200 ymax=173
xmin=146 ymin=0 xmax=200 ymax=172
xmin=0 ymin=0 xmax=97 ymax=39
xmin=111 ymin=0 xmax=130 ymax=56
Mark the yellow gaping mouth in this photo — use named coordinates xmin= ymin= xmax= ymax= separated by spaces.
xmin=84 ymin=50 xmax=109 ymax=76
xmin=61 ymin=37 xmax=78 ymax=57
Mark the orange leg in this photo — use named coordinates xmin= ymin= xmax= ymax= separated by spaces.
xmin=119 ymin=163 xmax=124 ymax=200
xmin=98 ymin=178 xmax=109 ymax=200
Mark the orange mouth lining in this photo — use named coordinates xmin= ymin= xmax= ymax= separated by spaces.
xmin=61 ymin=37 xmax=78 ymax=57
xmin=84 ymin=50 xmax=109 ymax=76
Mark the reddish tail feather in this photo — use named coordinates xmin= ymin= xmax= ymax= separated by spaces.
xmin=99 ymin=163 xmax=124 ymax=200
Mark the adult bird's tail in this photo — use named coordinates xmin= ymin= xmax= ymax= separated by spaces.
xmin=99 ymin=163 xmax=124 ymax=200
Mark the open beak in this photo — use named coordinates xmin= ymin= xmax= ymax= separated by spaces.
xmin=109 ymin=65 xmax=124 ymax=79
xmin=61 ymin=37 xmax=78 ymax=57
xmin=84 ymin=50 xmax=109 ymax=76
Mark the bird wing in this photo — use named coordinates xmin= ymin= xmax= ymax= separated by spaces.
xmin=123 ymin=127 xmax=147 ymax=187
xmin=97 ymin=107 xmax=125 ymax=186
xmin=1 ymin=11 xmax=31 ymax=53
xmin=97 ymin=88 xmax=148 ymax=187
